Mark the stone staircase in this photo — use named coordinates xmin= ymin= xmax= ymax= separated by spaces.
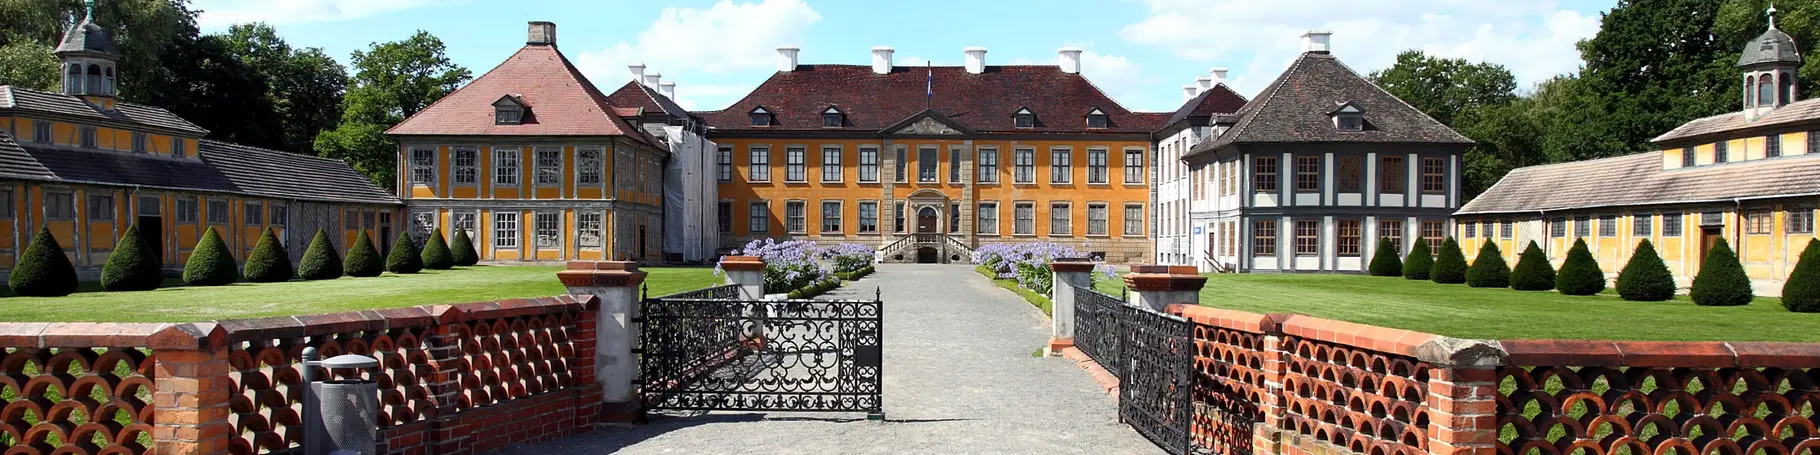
xmin=876 ymin=234 xmax=973 ymax=264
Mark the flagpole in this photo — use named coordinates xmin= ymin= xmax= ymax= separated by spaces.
xmin=926 ymin=62 xmax=933 ymax=110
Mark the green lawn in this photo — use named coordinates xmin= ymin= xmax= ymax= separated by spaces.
xmin=1095 ymin=273 xmax=1815 ymax=342
xmin=0 ymin=266 xmax=721 ymax=323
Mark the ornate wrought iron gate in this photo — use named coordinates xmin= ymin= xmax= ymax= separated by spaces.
xmin=637 ymin=285 xmax=884 ymax=417
xmin=1118 ymin=304 xmax=1196 ymax=455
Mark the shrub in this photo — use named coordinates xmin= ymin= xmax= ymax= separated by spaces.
xmin=385 ymin=231 xmax=423 ymax=274
xmin=183 ymin=227 xmax=240 ymax=286
xmin=421 ymin=230 xmax=454 ymax=270
xmin=1509 ymin=241 xmax=1556 ymax=291
xmin=1690 ymin=239 xmax=1753 ymax=306
xmin=1465 ymin=240 xmax=1510 ymax=288
xmin=1555 ymin=238 xmax=1605 ymax=295
xmin=1782 ymin=240 xmax=1820 ymax=312
xmin=450 ymin=229 xmax=479 ymax=267
xmin=1402 ymin=240 xmax=1434 ymax=280
xmin=343 ymin=231 xmax=383 ymax=277
xmin=9 ymin=227 xmax=78 ymax=296
xmin=297 ymin=229 xmax=342 ymax=280
xmin=1431 ymin=237 xmax=1468 ymax=284
xmin=972 ymin=242 xmax=1115 ymax=293
xmin=1368 ymin=238 xmax=1402 ymax=277
xmin=242 ymin=228 xmax=294 ymax=283
xmin=1616 ymin=239 xmax=1676 ymax=301
xmin=101 ymin=225 xmax=163 ymax=292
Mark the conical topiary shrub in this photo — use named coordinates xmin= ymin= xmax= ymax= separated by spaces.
xmin=1782 ymin=239 xmax=1820 ymax=312
xmin=1431 ymin=237 xmax=1468 ymax=284
xmin=1690 ymin=239 xmax=1752 ymax=306
xmin=1402 ymin=240 xmax=1434 ymax=280
xmin=242 ymin=228 xmax=293 ymax=283
xmin=1466 ymin=240 xmax=1511 ymax=288
xmin=1555 ymin=238 xmax=1606 ymax=296
xmin=421 ymin=230 xmax=453 ymax=270
xmin=343 ymin=230 xmax=383 ymax=277
xmin=1368 ymin=237 xmax=1402 ymax=276
xmin=9 ymin=227 xmax=78 ymax=296
xmin=101 ymin=225 xmax=163 ymax=292
xmin=183 ymin=227 xmax=240 ymax=286
xmin=450 ymin=229 xmax=479 ymax=267
xmin=297 ymin=229 xmax=342 ymax=280
xmin=385 ymin=231 xmax=423 ymax=274
xmin=1616 ymin=239 xmax=1675 ymax=301
xmin=1510 ymin=241 xmax=1556 ymax=291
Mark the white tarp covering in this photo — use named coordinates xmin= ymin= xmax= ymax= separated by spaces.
xmin=660 ymin=124 xmax=719 ymax=263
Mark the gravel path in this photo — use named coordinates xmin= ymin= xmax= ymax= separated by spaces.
xmin=524 ymin=263 xmax=1159 ymax=454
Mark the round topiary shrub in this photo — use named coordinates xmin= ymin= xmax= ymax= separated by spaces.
xmin=385 ymin=231 xmax=423 ymax=274
xmin=101 ymin=224 xmax=164 ymax=292
xmin=343 ymin=230 xmax=383 ymax=278
xmin=1782 ymin=239 xmax=1820 ymax=312
xmin=1431 ymin=237 xmax=1468 ymax=284
xmin=1555 ymin=238 xmax=1605 ymax=296
xmin=1616 ymin=239 xmax=1676 ymax=301
xmin=9 ymin=226 xmax=79 ymax=296
xmin=183 ymin=227 xmax=240 ymax=286
xmin=1368 ymin=237 xmax=1402 ymax=277
xmin=1402 ymin=240 xmax=1434 ymax=280
xmin=451 ymin=229 xmax=479 ymax=267
xmin=1509 ymin=241 xmax=1556 ymax=291
xmin=421 ymin=230 xmax=454 ymax=270
xmin=242 ymin=228 xmax=294 ymax=283
xmin=1466 ymin=240 xmax=1510 ymax=288
xmin=1690 ymin=238 xmax=1752 ymax=306
xmin=297 ymin=229 xmax=342 ymax=280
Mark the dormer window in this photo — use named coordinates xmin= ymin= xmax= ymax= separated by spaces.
xmin=822 ymin=107 xmax=843 ymax=127
xmin=750 ymin=107 xmax=774 ymax=127
xmin=1014 ymin=108 xmax=1035 ymax=129
xmin=493 ymin=95 xmax=526 ymax=125
xmin=1085 ymin=108 xmax=1107 ymax=129
xmin=1329 ymin=102 xmax=1365 ymax=131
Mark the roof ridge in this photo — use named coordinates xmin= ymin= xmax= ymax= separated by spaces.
xmin=1509 ymin=151 xmax=1657 ymax=173
xmin=387 ymin=45 xmax=536 ymax=136
xmin=1326 ymin=55 xmax=1468 ymax=143
xmin=1223 ymin=52 xmax=1310 ymax=143
xmin=198 ymin=138 xmax=354 ymax=165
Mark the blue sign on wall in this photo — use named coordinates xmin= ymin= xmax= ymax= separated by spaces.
xmin=1193 ymin=226 xmax=1203 ymax=235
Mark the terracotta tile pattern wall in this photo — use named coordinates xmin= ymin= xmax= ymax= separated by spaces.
xmin=0 ymin=323 xmax=167 ymax=455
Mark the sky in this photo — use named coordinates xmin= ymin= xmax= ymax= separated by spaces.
xmin=188 ymin=0 xmax=1619 ymax=113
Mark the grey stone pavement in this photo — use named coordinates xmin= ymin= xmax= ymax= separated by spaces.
xmin=524 ymin=263 xmax=1160 ymax=454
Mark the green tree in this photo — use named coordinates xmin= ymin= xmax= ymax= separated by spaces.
xmin=182 ymin=227 xmax=239 ymax=286
xmin=1556 ymin=238 xmax=1607 ymax=296
xmin=1616 ymin=239 xmax=1677 ymax=301
xmin=0 ymin=41 xmax=59 ymax=90
xmin=1716 ymin=0 xmax=1818 ymax=98
xmin=1576 ymin=0 xmax=1737 ymax=157
xmin=450 ymin=229 xmax=479 ymax=267
xmin=1510 ymin=241 xmax=1557 ymax=291
xmin=1403 ymin=240 xmax=1434 ymax=280
xmin=9 ymin=227 xmax=78 ymax=296
xmin=1466 ymin=241 xmax=1511 ymax=288
xmin=101 ymin=224 xmax=163 ymax=291
xmin=315 ymin=31 xmax=470 ymax=189
xmin=1690 ymin=239 xmax=1753 ymax=306
xmin=1369 ymin=50 xmax=1518 ymax=127
xmin=342 ymin=230 xmax=382 ymax=277
xmin=242 ymin=227 xmax=293 ymax=283
xmin=296 ymin=229 xmax=342 ymax=280
xmin=1368 ymin=238 xmax=1403 ymax=276
xmin=1782 ymin=240 xmax=1820 ymax=312
xmin=1431 ymin=237 xmax=1469 ymax=284
xmin=384 ymin=231 xmax=422 ymax=274
xmin=421 ymin=230 xmax=453 ymax=270
xmin=0 ymin=0 xmax=199 ymax=104
xmin=218 ymin=23 xmax=348 ymax=153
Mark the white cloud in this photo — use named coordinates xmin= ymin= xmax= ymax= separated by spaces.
xmin=573 ymin=0 xmax=822 ymax=111
xmin=1011 ymin=49 xmax=1153 ymax=111
xmin=193 ymin=0 xmax=450 ymax=29
xmin=1120 ymin=0 xmax=1601 ymax=97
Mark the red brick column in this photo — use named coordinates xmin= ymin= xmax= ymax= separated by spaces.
xmin=1251 ymin=314 xmax=1293 ymax=455
xmin=426 ymin=305 xmax=471 ymax=455
xmin=1414 ymin=338 xmax=1506 ymax=455
xmin=148 ymin=323 xmax=233 ymax=455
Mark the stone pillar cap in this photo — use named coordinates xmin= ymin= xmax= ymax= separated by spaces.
xmin=719 ymin=255 xmax=766 ymax=272
xmin=1123 ymin=264 xmax=1207 ymax=292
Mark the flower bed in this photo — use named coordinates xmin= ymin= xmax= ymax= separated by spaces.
xmin=720 ymin=239 xmax=877 ymax=297
xmin=972 ymin=242 xmax=1115 ymax=298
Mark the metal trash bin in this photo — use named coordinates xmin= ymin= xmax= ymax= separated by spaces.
xmin=301 ymin=348 xmax=380 ymax=455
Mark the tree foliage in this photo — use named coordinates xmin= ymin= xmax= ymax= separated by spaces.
xmin=183 ymin=227 xmax=239 ymax=286
xmin=9 ymin=227 xmax=78 ymax=297
xmin=316 ymin=31 xmax=470 ymax=190
xmin=1368 ymin=237 xmax=1403 ymax=276
xmin=450 ymin=229 xmax=479 ymax=267
xmin=421 ymin=230 xmax=453 ymax=270
xmin=1403 ymin=240 xmax=1434 ymax=280
xmin=1782 ymin=240 xmax=1820 ymax=312
xmin=297 ymin=229 xmax=342 ymax=280
xmin=242 ymin=227 xmax=293 ymax=283
xmin=1431 ymin=237 xmax=1469 ymax=284
xmin=1510 ymin=241 xmax=1557 ymax=291
xmin=1466 ymin=241 xmax=1511 ymax=288
xmin=102 ymin=225 xmax=164 ymax=292
xmin=1616 ymin=239 xmax=1677 ymax=301
xmin=343 ymin=231 xmax=382 ymax=278
xmin=385 ymin=231 xmax=422 ymax=274
xmin=1690 ymin=239 xmax=1753 ymax=306
xmin=1556 ymin=239 xmax=1607 ymax=296
xmin=218 ymin=23 xmax=348 ymax=153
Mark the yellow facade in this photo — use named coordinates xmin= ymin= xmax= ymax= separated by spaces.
xmin=1457 ymin=204 xmax=1815 ymax=285
xmin=1661 ymin=131 xmax=1812 ymax=169
xmin=2 ymin=115 xmax=198 ymax=157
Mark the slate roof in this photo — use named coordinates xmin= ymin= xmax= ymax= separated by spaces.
xmin=55 ymin=17 xmax=121 ymax=56
xmin=606 ymin=81 xmax=690 ymax=120
xmin=696 ymin=64 xmax=1164 ymax=134
xmin=387 ymin=44 xmax=661 ymax=148
xmin=0 ymin=130 xmax=54 ymax=181
xmin=0 ymin=86 xmax=208 ymax=135
xmin=1652 ymin=97 xmax=1820 ymax=144
xmin=0 ymin=130 xmax=397 ymax=205
xmin=1156 ymin=84 xmax=1248 ymax=136
xmin=199 ymin=140 xmax=400 ymax=204
xmin=1185 ymin=52 xmax=1471 ymax=160
xmin=1455 ymin=152 xmax=1820 ymax=215
xmin=1739 ymin=27 xmax=1803 ymax=67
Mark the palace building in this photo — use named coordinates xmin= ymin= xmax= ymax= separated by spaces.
xmin=1455 ymin=13 xmax=1816 ymax=293
xmin=1173 ymin=31 xmax=1473 ymax=273
xmin=1152 ymin=68 xmax=1248 ymax=267
xmin=699 ymin=45 xmax=1162 ymax=263
xmin=0 ymin=7 xmax=399 ymax=277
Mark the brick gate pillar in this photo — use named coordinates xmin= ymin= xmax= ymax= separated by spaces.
xmin=558 ymin=261 xmax=648 ymax=423
xmin=1414 ymin=338 xmax=1507 ymax=455
xmin=148 ymin=323 xmax=233 ymax=455
xmin=1046 ymin=257 xmax=1095 ymax=355
xmin=1122 ymin=265 xmax=1207 ymax=312
xmin=719 ymin=255 xmax=767 ymax=299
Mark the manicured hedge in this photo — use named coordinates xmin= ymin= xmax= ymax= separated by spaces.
xmin=101 ymin=225 xmax=163 ymax=292
xmin=343 ymin=231 xmax=383 ymax=278
xmin=1615 ymin=239 xmax=1675 ymax=301
xmin=835 ymin=265 xmax=874 ymax=281
xmin=385 ymin=231 xmax=423 ymax=274
xmin=1555 ymin=238 xmax=1605 ymax=296
xmin=1368 ymin=237 xmax=1402 ymax=277
xmin=297 ymin=229 xmax=342 ymax=280
xmin=242 ymin=228 xmax=293 ymax=283
xmin=1782 ymin=239 xmax=1820 ymax=312
xmin=9 ymin=226 xmax=78 ymax=296
xmin=1431 ymin=237 xmax=1468 ymax=284
xmin=786 ymin=278 xmax=841 ymax=299
xmin=1465 ymin=240 xmax=1510 ymax=288
xmin=1402 ymin=240 xmax=1434 ymax=280
xmin=1690 ymin=239 xmax=1752 ymax=306
xmin=183 ymin=227 xmax=240 ymax=286
xmin=421 ymin=230 xmax=454 ymax=270
xmin=450 ymin=229 xmax=479 ymax=267
xmin=1509 ymin=241 xmax=1556 ymax=291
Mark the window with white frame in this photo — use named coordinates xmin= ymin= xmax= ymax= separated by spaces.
xmin=494 ymin=147 xmax=520 ymax=185
xmin=977 ymin=148 xmax=998 ymax=183
xmin=786 ymin=201 xmax=806 ymax=233
xmin=822 ymin=201 xmax=842 ymax=233
xmin=452 ymin=212 xmax=476 ymax=239
xmin=534 ymin=212 xmax=559 ymax=249
xmin=175 ymin=197 xmax=198 ymax=223
xmin=1086 ymin=108 xmax=1107 ymax=129
xmin=1014 ymin=108 xmax=1035 ymax=128
xmin=1788 ymin=208 xmax=1814 ymax=234
xmin=785 ymin=147 xmax=806 ymax=182
xmin=1014 ymin=148 xmax=1035 ymax=183
xmin=494 ymin=212 xmax=519 ymax=249
xmin=1049 ymin=202 xmax=1071 ymax=235
xmin=1634 ymin=214 xmax=1653 ymax=236
xmin=822 ymin=146 xmax=842 ymax=182
xmin=1087 ymin=203 xmax=1108 ymax=236
xmin=1087 ymin=148 xmax=1108 ymax=184
xmin=1014 ymin=203 xmax=1034 ymax=235
xmin=1662 ymin=214 xmax=1682 ymax=237
xmin=243 ymin=202 xmax=262 ymax=225
xmin=577 ymin=147 xmax=604 ymax=185
xmin=1124 ymin=204 xmax=1143 ymax=236
xmin=410 ymin=147 xmax=436 ymax=185
xmin=749 ymin=146 xmax=770 ymax=182
xmin=1124 ymin=150 xmax=1144 ymax=184
xmin=894 ymin=202 xmax=905 ymax=233
xmin=88 ymin=194 xmax=113 ymax=220
xmin=716 ymin=146 xmax=733 ymax=182
xmin=917 ymin=147 xmax=938 ymax=183
xmin=451 ymin=146 xmax=477 ymax=185
xmin=856 ymin=147 xmax=879 ymax=182
xmin=207 ymin=199 xmax=229 ymax=224
xmin=949 ymin=147 xmax=963 ymax=183
xmin=534 ymin=147 xmax=562 ymax=185
xmin=977 ymin=202 xmax=998 ymax=234
xmin=749 ymin=201 xmax=770 ymax=233
xmin=1050 ymin=148 xmax=1072 ymax=184
xmin=858 ymin=202 xmax=878 ymax=233
xmin=409 ymin=212 xmax=433 ymax=247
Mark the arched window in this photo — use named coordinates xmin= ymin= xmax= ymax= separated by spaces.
xmin=1746 ymin=75 xmax=1757 ymax=106
xmin=104 ymin=67 xmax=114 ymax=96
xmin=1780 ymin=72 xmax=1796 ymax=106
xmin=66 ymin=64 xmax=82 ymax=94
xmin=1758 ymin=74 xmax=1775 ymax=107
xmin=85 ymin=64 xmax=102 ymax=96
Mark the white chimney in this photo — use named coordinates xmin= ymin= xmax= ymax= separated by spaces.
xmin=1195 ymin=76 xmax=1213 ymax=93
xmin=963 ymin=47 xmax=987 ymax=74
xmin=871 ymin=46 xmax=895 ymax=74
xmin=1301 ymin=30 xmax=1333 ymax=54
xmin=776 ymin=46 xmax=800 ymax=72
xmin=628 ymin=63 xmax=647 ymax=84
xmin=527 ymin=21 xmax=556 ymax=46
xmin=659 ymin=81 xmax=676 ymax=100
xmin=1210 ymin=67 xmax=1229 ymax=86
xmin=1058 ymin=47 xmax=1083 ymax=74
xmin=1183 ymin=84 xmax=1198 ymax=102
xmin=643 ymin=72 xmax=661 ymax=88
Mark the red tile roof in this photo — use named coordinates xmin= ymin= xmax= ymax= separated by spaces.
xmin=697 ymin=64 xmax=1163 ymax=134
xmin=387 ymin=45 xmax=657 ymax=147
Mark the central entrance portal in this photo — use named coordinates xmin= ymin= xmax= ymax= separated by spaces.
xmin=916 ymin=206 xmax=938 ymax=234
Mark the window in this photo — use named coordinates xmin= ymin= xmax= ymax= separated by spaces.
xmin=821 ymin=201 xmax=842 ymax=233
xmin=749 ymin=146 xmax=771 ymax=182
xmin=131 ymin=132 xmax=146 ymax=153
xmin=1124 ymin=204 xmax=1144 ymax=236
xmin=1746 ymin=210 xmax=1772 ymax=234
xmin=1465 ymin=222 xmax=1477 ymax=238
xmin=785 ymin=147 xmax=807 ymax=182
xmin=1574 ymin=216 xmax=1591 ymax=238
xmin=410 ymin=147 xmax=436 ymax=184
xmin=1086 ymin=109 xmax=1107 ymax=129
xmin=1336 ymin=114 xmax=1363 ymax=131
xmin=917 ymin=147 xmax=938 ymax=183
xmin=242 ymin=202 xmax=261 ymax=225
xmin=1337 ymin=156 xmax=1362 ymax=192
xmin=80 ymin=126 xmax=97 ymax=149
xmin=977 ymin=202 xmax=998 ymax=234
xmin=750 ymin=107 xmax=773 ymax=126
xmin=571 ymin=147 xmax=602 ymax=185
xmin=1682 ymin=147 xmax=1696 ymax=167
xmin=1767 ymin=136 xmax=1781 ymax=158
xmin=1014 ymin=203 xmax=1035 ymax=235
xmin=88 ymin=194 xmax=114 ymax=221
xmin=32 ymin=121 xmax=50 ymax=144
xmin=1295 ymin=156 xmax=1319 ymax=192
xmin=859 ymin=147 xmax=879 ymax=182
xmin=785 ymin=201 xmax=806 ymax=233
xmin=1087 ymin=203 xmax=1109 ymax=236
xmin=894 ymin=202 xmax=906 ymax=233
xmin=452 ymin=147 xmax=477 ymax=185
xmin=269 ymin=204 xmax=286 ymax=226
xmin=716 ymin=146 xmax=733 ymax=182
xmin=1014 ymin=148 xmax=1035 ymax=183
xmin=1049 ymin=202 xmax=1071 ymax=235
xmin=1381 ymin=155 xmax=1406 ymax=193
xmin=822 ymin=107 xmax=842 ymax=127
xmin=534 ymin=212 xmax=559 ymax=249
xmin=950 ymin=203 xmax=961 ymax=234
xmin=1631 ymin=214 xmax=1653 ymax=236
xmin=1501 ymin=220 xmax=1514 ymax=239
xmin=534 ymin=147 xmax=562 ymax=185
xmin=895 ymin=148 xmax=907 ymax=183
xmin=977 ymin=148 xmax=998 ymax=183
xmin=1715 ymin=141 xmax=1729 ymax=163
xmin=1015 ymin=109 xmax=1034 ymax=128
xmin=1812 ymin=131 xmax=1820 ymax=155
xmin=1421 ymin=221 xmax=1446 ymax=252
xmin=494 ymin=147 xmax=520 ymax=185
xmin=494 ymin=212 xmax=519 ymax=249
xmin=176 ymin=197 xmax=198 ymax=223
xmin=717 ymin=201 xmax=733 ymax=233
xmin=575 ymin=212 xmax=602 ymax=248
xmin=207 ymin=199 xmax=229 ymax=224
xmin=950 ymin=148 xmax=963 ymax=183
xmin=1788 ymin=208 xmax=1814 ymax=234
xmin=749 ymin=201 xmax=770 ymax=233
xmin=1421 ymin=157 xmax=1446 ymax=194
xmin=1380 ymin=220 xmax=1404 ymax=251
xmin=1050 ymin=148 xmax=1072 ymax=184
xmin=858 ymin=202 xmax=878 ymax=233
xmin=1338 ymin=219 xmax=1361 ymax=257
xmin=1125 ymin=150 xmax=1144 ymax=184
xmin=1662 ymin=214 xmax=1682 ymax=237
xmin=1087 ymin=149 xmax=1109 ymax=184
xmin=1294 ymin=220 xmax=1319 ymax=256
xmin=1253 ymin=156 xmax=1278 ymax=192
xmin=495 ymin=106 xmax=523 ymax=125
xmin=1600 ymin=215 xmax=1617 ymax=237
xmin=1253 ymin=220 xmax=1277 ymax=256
xmin=1550 ymin=217 xmax=1567 ymax=238
xmin=0 ymin=188 xmax=11 ymax=217
xmin=1758 ymin=77 xmax=1774 ymax=107
xmin=822 ymin=146 xmax=842 ymax=182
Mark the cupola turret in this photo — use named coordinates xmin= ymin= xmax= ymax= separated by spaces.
xmin=1739 ymin=3 xmax=1802 ymax=120
xmin=55 ymin=0 xmax=121 ymax=110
